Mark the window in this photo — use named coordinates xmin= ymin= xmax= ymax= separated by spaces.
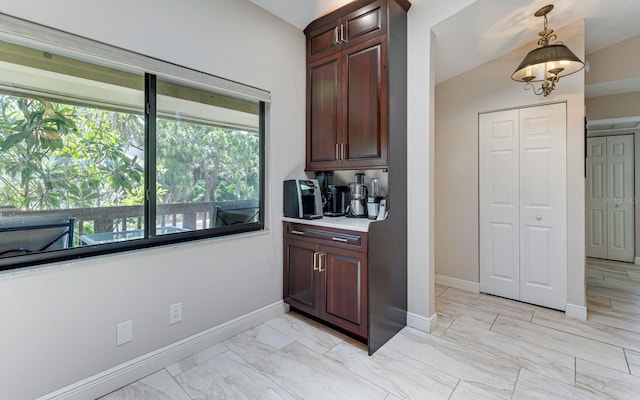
xmin=0 ymin=16 xmax=267 ymax=271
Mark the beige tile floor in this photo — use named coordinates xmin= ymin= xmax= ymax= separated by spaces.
xmin=100 ymin=258 xmax=640 ymax=399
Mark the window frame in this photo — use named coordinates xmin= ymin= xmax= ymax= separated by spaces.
xmin=0 ymin=15 xmax=267 ymax=272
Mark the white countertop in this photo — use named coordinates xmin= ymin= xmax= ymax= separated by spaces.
xmin=281 ymin=216 xmax=374 ymax=232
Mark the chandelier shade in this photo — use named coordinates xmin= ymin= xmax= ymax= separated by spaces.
xmin=512 ymin=44 xmax=585 ymax=82
xmin=512 ymin=4 xmax=585 ymax=96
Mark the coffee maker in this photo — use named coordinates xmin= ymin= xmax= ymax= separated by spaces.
xmin=314 ymin=171 xmax=333 ymax=213
xmin=347 ymin=172 xmax=368 ymax=218
xmin=325 ymin=185 xmax=349 ymax=216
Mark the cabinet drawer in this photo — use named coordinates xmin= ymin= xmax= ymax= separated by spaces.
xmin=285 ymin=222 xmax=367 ymax=253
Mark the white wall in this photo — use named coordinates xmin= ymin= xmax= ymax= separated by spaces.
xmin=434 ymin=20 xmax=586 ymax=308
xmin=0 ymin=0 xmax=305 ymax=398
xmin=586 ymin=33 xmax=640 ymax=87
xmin=406 ymin=0 xmax=476 ymax=331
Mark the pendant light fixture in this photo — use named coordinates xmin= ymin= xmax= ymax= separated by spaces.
xmin=512 ymin=4 xmax=584 ymax=97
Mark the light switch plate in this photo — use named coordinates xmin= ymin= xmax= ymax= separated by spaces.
xmin=116 ymin=320 xmax=133 ymax=346
xmin=170 ymin=303 xmax=182 ymax=325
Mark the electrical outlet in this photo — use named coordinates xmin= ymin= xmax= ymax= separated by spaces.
xmin=169 ymin=303 xmax=182 ymax=325
xmin=116 ymin=320 xmax=133 ymax=346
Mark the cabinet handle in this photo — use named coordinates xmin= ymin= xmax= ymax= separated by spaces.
xmin=313 ymin=252 xmax=320 ymax=271
xmin=291 ymin=230 xmax=305 ymax=235
xmin=341 ymin=143 xmax=346 ymax=160
xmin=318 ymin=252 xmax=325 ymax=272
xmin=331 ymin=237 xmax=348 ymax=242
xmin=334 ymin=26 xmax=340 ymax=45
xmin=336 ymin=143 xmax=340 ymax=160
xmin=341 ymin=24 xmax=347 ymax=43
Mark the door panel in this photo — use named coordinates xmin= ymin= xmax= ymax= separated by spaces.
xmin=606 ymin=135 xmax=634 ymax=262
xmin=307 ymin=54 xmax=341 ymax=170
xmin=342 ymin=38 xmax=388 ymax=168
xmin=479 ymin=109 xmax=520 ymax=300
xmin=586 ymin=137 xmax=608 ymax=258
xmin=320 ymin=246 xmax=368 ymax=338
xmin=343 ymin=0 xmax=385 ymax=45
xmin=307 ymin=21 xmax=341 ymax=60
xmin=491 ymin=151 xmax=516 ymax=205
xmin=523 ymin=225 xmax=553 ymax=287
xmin=523 ymin=148 xmax=551 ymax=207
xmin=284 ymin=239 xmax=320 ymax=316
xmin=490 ymin=222 xmax=518 ymax=279
xmin=519 ymin=103 xmax=567 ymax=310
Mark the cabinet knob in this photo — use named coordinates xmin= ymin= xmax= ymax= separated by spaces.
xmin=536 ymin=215 xmax=542 ymax=221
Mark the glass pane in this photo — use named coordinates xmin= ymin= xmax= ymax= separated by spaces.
xmin=0 ymin=40 xmax=145 ymax=256
xmin=156 ymin=79 xmax=260 ymax=234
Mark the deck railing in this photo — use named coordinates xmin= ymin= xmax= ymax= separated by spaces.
xmin=0 ymin=199 xmax=259 ymax=244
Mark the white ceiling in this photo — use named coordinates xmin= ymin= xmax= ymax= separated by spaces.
xmin=250 ymin=0 xmax=640 ymax=92
xmin=431 ymin=0 xmax=640 ymax=84
xmin=248 ymin=0 xmax=354 ymax=30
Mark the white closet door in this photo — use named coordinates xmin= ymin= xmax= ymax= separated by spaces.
xmin=518 ymin=103 xmax=567 ymax=310
xmin=606 ymin=135 xmax=635 ymax=262
xmin=586 ymin=137 xmax=608 ymax=259
xmin=479 ymin=109 xmax=520 ymax=300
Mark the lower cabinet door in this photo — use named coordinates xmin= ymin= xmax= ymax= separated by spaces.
xmin=284 ymin=238 xmax=320 ymax=316
xmin=320 ymin=245 xmax=368 ymax=338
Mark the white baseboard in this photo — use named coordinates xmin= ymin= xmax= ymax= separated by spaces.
xmin=38 ymin=301 xmax=288 ymax=400
xmin=407 ymin=311 xmax=438 ymax=334
xmin=635 ymin=256 xmax=640 ymax=265
xmin=435 ymin=274 xmax=480 ymax=294
xmin=565 ymin=303 xmax=587 ymax=320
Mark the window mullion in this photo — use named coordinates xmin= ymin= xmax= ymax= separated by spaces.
xmin=144 ymin=73 xmax=157 ymax=238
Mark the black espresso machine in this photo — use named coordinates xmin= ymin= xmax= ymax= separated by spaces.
xmin=283 ymin=179 xmax=323 ymax=219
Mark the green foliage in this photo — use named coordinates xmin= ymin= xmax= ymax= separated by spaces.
xmin=156 ymin=118 xmax=259 ymax=205
xmin=0 ymin=95 xmax=145 ymax=210
xmin=0 ymin=94 xmax=259 ymax=213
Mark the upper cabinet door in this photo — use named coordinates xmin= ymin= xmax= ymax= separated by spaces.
xmin=307 ymin=21 xmax=343 ymax=61
xmin=306 ymin=53 xmax=342 ymax=171
xmin=306 ymin=0 xmax=386 ymax=62
xmin=342 ymin=37 xmax=388 ymax=169
xmin=342 ymin=1 xmax=386 ymax=48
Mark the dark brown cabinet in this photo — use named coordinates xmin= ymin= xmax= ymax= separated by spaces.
xmin=305 ymin=0 xmax=396 ymax=171
xmin=283 ymin=222 xmax=368 ymax=339
xmin=287 ymin=0 xmax=409 ymax=356
xmin=306 ymin=0 xmax=386 ymax=61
